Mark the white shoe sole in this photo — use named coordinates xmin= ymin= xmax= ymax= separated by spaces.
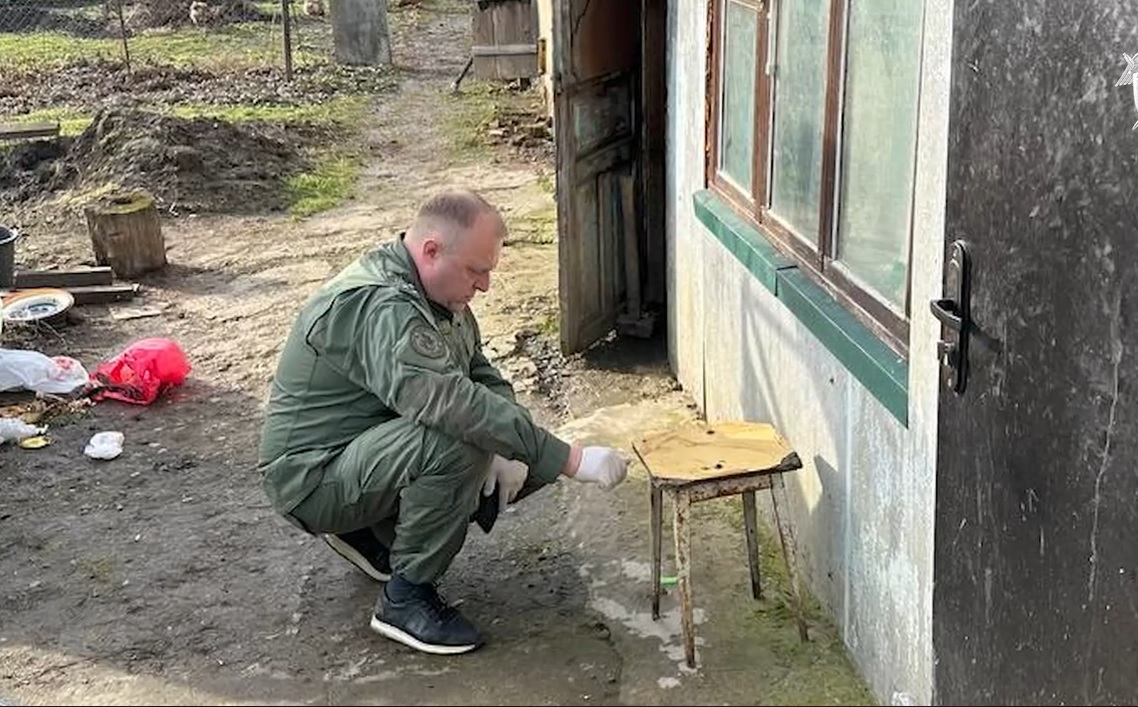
xmin=322 ymin=534 xmax=391 ymax=582
xmin=369 ymin=615 xmax=482 ymax=655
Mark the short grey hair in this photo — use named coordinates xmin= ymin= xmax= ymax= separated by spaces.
xmin=407 ymin=189 xmax=501 ymax=245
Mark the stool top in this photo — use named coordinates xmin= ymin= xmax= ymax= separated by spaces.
xmin=632 ymin=421 xmax=802 ymax=482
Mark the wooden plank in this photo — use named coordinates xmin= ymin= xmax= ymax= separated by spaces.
xmin=771 ymin=474 xmax=810 ymax=641
xmin=632 ymin=421 xmax=802 ymax=482
xmin=471 ymin=0 xmax=498 ymax=79
xmin=742 ymin=490 xmax=764 ymax=599
xmin=0 ymin=122 xmax=61 ymax=141
xmin=471 ymin=43 xmax=537 ymax=56
xmin=494 ymin=0 xmax=538 ymax=78
xmin=673 ymin=489 xmax=696 ymax=668
xmin=649 ymin=484 xmax=663 ymax=618
xmin=67 ymin=283 xmax=139 ymax=305
xmin=619 ymin=172 xmax=641 ymax=316
xmin=14 ymin=268 xmax=114 ymax=289
xmin=471 ymin=0 xmax=538 ymax=79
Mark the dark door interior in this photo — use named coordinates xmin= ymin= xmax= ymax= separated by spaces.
xmin=553 ymin=0 xmax=667 ymax=355
xmin=553 ymin=0 xmax=639 ymax=354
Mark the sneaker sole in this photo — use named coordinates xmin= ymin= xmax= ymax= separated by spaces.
xmin=369 ymin=615 xmax=482 ymax=655
xmin=321 ymin=534 xmax=391 ymax=582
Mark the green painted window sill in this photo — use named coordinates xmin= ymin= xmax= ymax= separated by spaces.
xmin=692 ymin=189 xmax=909 ymax=426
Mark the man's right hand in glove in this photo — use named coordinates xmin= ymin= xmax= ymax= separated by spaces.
xmin=562 ymin=444 xmax=629 ymax=490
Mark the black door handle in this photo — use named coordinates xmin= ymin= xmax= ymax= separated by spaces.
xmin=930 ymin=297 xmax=963 ymax=331
xmin=931 ymin=241 xmax=971 ymax=395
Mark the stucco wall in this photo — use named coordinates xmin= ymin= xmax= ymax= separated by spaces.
xmin=536 ymin=0 xmax=554 ymax=120
xmin=665 ymin=0 xmax=952 ymax=703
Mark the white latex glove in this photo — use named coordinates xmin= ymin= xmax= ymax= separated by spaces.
xmin=482 ymin=454 xmax=528 ymax=508
xmin=572 ymin=446 xmax=629 ymax=490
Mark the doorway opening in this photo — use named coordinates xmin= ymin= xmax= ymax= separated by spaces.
xmin=551 ymin=0 xmax=669 ymax=361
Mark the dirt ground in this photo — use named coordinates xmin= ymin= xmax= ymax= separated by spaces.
xmin=0 ymin=4 xmax=876 ymax=705
xmin=0 ymin=2 xmax=670 ymax=702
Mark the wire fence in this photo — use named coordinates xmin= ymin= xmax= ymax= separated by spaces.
xmin=0 ymin=0 xmax=336 ymax=78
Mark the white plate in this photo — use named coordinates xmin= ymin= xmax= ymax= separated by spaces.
xmin=1 ymin=288 xmax=75 ymax=323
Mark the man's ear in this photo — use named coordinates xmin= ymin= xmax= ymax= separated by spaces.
xmin=422 ymin=237 xmax=442 ymax=259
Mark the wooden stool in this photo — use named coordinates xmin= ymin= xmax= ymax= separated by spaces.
xmin=632 ymin=421 xmax=810 ymax=668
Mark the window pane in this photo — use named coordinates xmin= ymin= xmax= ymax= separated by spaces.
xmin=769 ymin=0 xmax=830 ymax=241
xmin=834 ymin=0 xmax=923 ymax=311
xmin=717 ymin=0 xmax=757 ymax=192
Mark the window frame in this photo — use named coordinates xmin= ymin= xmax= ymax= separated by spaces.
xmin=704 ymin=0 xmax=915 ymax=356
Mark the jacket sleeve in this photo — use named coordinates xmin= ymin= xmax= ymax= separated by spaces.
xmin=466 ymin=314 xmax=517 ymax=403
xmin=311 ymin=290 xmax=567 ymax=483
xmin=469 ymin=349 xmax=518 ymax=402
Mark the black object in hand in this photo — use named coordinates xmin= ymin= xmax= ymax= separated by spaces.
xmin=472 ymin=490 xmax=499 ymax=533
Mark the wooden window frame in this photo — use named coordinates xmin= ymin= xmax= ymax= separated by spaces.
xmin=704 ymin=0 xmax=914 ymax=357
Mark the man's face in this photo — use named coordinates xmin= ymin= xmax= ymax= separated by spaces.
xmin=420 ymin=211 xmax=503 ymax=313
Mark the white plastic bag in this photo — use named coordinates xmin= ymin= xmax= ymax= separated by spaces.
xmin=0 ymin=418 xmax=46 ymax=444
xmin=0 ymin=348 xmax=90 ymax=395
xmin=85 ymin=431 xmax=124 ymax=460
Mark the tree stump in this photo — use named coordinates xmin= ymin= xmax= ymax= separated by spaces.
xmin=83 ymin=192 xmax=167 ymax=279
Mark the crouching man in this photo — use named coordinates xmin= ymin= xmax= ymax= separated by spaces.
xmin=257 ymin=188 xmax=629 ymax=655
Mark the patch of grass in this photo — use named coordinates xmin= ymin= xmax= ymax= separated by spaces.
xmin=4 ymin=107 xmax=92 ymax=136
xmin=276 ymin=95 xmax=370 ymax=217
xmin=693 ymin=499 xmax=877 ymax=705
xmin=712 ymin=498 xmax=827 ymax=623
xmin=536 ymin=172 xmax=555 ymax=195
xmin=443 ymin=80 xmax=509 ymax=158
xmin=6 ymin=95 xmax=368 ymax=136
xmin=286 ymin=151 xmax=360 ymax=217
xmin=537 ymin=311 xmax=559 ymax=336
xmin=0 ymin=23 xmax=327 ymax=72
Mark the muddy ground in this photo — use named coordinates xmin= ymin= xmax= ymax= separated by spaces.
xmin=0 ymin=3 xmax=875 ymax=705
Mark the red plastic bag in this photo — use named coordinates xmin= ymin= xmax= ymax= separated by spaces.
xmin=91 ymin=337 xmax=191 ymax=405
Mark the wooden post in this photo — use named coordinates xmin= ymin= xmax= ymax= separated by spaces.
xmin=83 ymin=192 xmax=167 ymax=279
xmin=281 ymin=0 xmax=293 ymax=81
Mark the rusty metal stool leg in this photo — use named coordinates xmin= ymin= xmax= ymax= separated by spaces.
xmin=650 ymin=481 xmax=664 ymax=619
xmin=770 ymin=473 xmax=809 ymax=642
xmin=673 ymin=488 xmax=696 ymax=668
xmin=741 ymin=489 xmax=763 ymax=600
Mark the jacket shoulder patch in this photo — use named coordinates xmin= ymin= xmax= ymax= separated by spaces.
xmin=409 ymin=324 xmax=447 ymax=359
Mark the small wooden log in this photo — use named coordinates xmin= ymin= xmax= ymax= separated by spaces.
xmin=83 ymin=192 xmax=167 ymax=279
xmin=0 ymin=122 xmax=60 ymax=141
xmin=15 ymin=267 xmax=114 ymax=289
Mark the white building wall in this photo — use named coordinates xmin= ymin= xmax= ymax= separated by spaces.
xmin=664 ymin=0 xmax=954 ymax=702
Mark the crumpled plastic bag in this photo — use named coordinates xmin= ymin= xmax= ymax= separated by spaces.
xmin=0 ymin=418 xmax=46 ymax=444
xmin=0 ymin=349 xmax=90 ymax=395
xmin=91 ymin=337 xmax=191 ymax=406
xmin=84 ymin=431 xmax=124 ymax=460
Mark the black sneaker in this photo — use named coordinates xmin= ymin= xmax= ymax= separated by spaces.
xmin=321 ymin=529 xmax=391 ymax=582
xmin=370 ymin=580 xmax=484 ymax=655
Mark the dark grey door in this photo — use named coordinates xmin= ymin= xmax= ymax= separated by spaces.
xmin=933 ymin=3 xmax=1138 ymax=705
